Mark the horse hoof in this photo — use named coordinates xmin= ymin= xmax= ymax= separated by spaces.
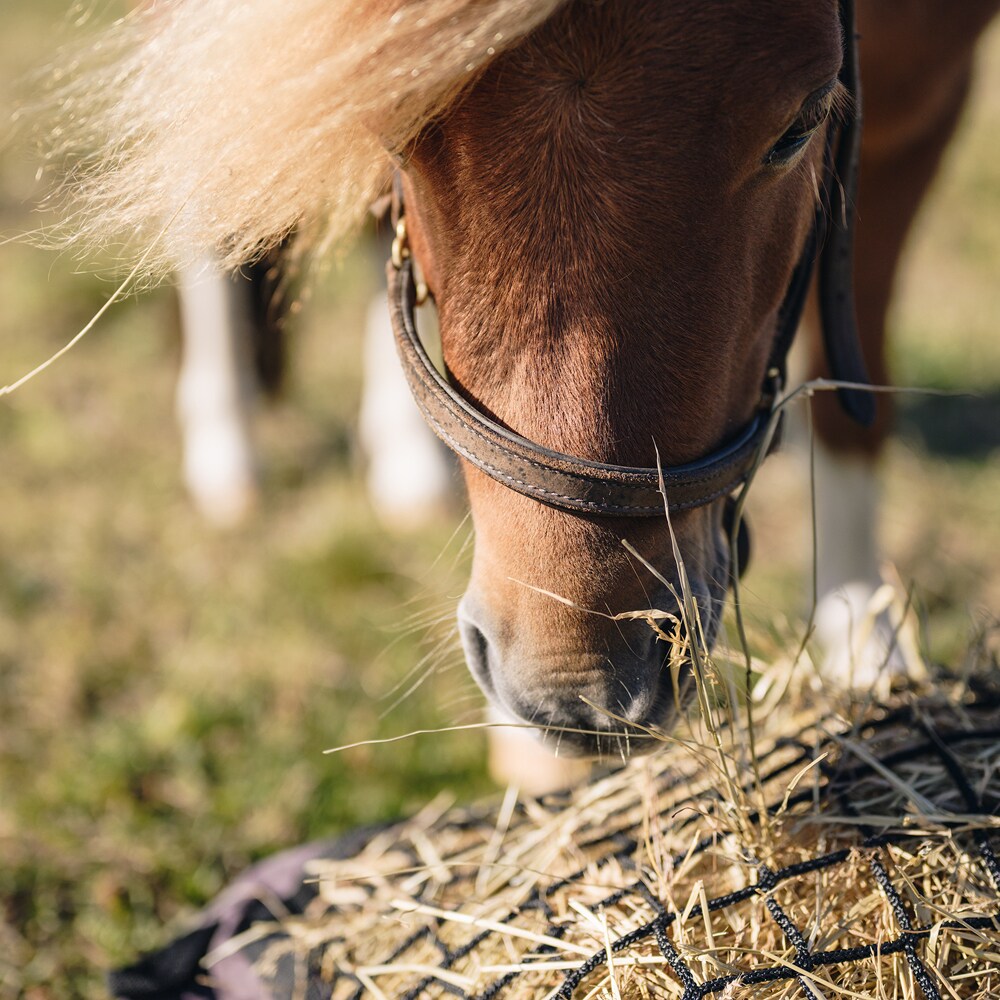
xmin=813 ymin=580 xmax=922 ymax=692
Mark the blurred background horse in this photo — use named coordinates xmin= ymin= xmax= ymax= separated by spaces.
xmin=96 ymin=0 xmax=997 ymax=753
xmin=34 ymin=0 xmax=1000 ymax=758
xmin=173 ymin=231 xmax=453 ymax=530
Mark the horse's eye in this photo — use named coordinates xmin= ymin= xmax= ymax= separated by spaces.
xmin=766 ymin=123 xmax=822 ymax=164
xmin=765 ymin=84 xmax=837 ymax=167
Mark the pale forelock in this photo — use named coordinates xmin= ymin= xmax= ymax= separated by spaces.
xmin=42 ymin=0 xmax=570 ymax=274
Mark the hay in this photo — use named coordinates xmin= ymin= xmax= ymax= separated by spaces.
xmin=203 ymin=643 xmax=1000 ymax=1000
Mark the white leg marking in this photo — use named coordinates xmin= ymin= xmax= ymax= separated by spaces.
xmin=359 ymin=292 xmax=454 ymax=530
xmin=175 ymin=258 xmax=258 ymax=527
xmin=811 ymin=444 xmax=920 ymax=689
xmin=813 ymin=445 xmax=880 ymax=601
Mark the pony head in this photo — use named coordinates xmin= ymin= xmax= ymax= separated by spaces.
xmin=52 ymin=0 xmax=849 ymax=756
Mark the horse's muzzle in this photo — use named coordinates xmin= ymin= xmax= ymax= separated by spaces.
xmin=457 ymin=597 xmax=701 ymax=759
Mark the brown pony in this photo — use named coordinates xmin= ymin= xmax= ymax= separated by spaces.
xmin=394 ymin=0 xmax=999 ymax=755
xmin=50 ymin=0 xmax=999 ymax=759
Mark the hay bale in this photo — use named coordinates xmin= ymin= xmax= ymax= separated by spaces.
xmin=112 ymin=669 xmax=1000 ymax=1000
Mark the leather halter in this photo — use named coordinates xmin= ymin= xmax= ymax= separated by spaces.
xmin=386 ymin=0 xmax=869 ymax=520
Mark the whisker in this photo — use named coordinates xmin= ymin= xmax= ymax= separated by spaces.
xmin=422 ymin=511 xmax=473 ymax=576
xmin=380 ymin=628 xmax=461 ymax=705
xmin=324 ymin=721 xmax=668 ymax=757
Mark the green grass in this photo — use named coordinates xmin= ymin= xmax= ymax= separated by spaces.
xmin=1 ymin=12 xmax=490 ymax=992
xmin=1 ymin=8 xmax=999 ymax=1000
xmin=0 ymin=239 xmax=492 ymax=993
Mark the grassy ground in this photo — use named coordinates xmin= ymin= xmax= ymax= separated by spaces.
xmin=1 ymin=6 xmax=998 ymax=999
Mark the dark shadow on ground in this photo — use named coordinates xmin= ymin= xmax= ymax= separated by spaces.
xmin=896 ymin=389 xmax=1000 ymax=459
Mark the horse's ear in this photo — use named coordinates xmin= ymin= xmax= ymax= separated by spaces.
xmin=818 ymin=0 xmax=876 ymax=428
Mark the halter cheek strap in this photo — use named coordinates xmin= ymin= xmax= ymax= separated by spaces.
xmin=819 ymin=0 xmax=874 ymax=428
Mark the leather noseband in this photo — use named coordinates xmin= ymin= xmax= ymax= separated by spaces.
xmin=386 ymin=0 xmax=869 ymax=522
xmin=388 ymin=257 xmax=775 ymax=516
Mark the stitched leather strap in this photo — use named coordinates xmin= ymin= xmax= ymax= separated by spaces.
xmin=388 ymin=259 xmax=772 ymax=517
xmin=818 ymin=0 xmax=874 ymax=427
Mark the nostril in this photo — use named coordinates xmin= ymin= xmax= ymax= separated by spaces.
xmin=601 ymin=644 xmax=685 ymax=734
xmin=457 ymin=604 xmax=493 ymax=693
xmin=467 ymin=624 xmax=488 ymax=668
xmin=455 ymin=592 xmax=698 ymax=757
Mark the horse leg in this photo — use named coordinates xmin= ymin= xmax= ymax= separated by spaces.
xmin=175 ymin=258 xmax=259 ymax=527
xmin=358 ymin=290 xmax=455 ymax=531
xmin=811 ymin=0 xmax=998 ymax=682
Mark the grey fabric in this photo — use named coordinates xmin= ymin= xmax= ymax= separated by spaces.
xmin=109 ymin=828 xmax=385 ymax=1000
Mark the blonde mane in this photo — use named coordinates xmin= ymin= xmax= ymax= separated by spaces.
xmin=46 ymin=0 xmax=569 ymax=274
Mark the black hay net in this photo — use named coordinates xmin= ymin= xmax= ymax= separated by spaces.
xmin=112 ymin=681 xmax=1000 ymax=1000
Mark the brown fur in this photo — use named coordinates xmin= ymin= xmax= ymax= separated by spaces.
xmin=399 ymin=0 xmax=998 ymax=747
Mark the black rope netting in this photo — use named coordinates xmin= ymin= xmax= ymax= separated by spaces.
xmin=112 ymin=684 xmax=1000 ymax=1000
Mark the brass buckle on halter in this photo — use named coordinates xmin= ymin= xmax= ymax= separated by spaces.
xmin=761 ymin=366 xmax=783 ymax=412
xmin=390 ymin=218 xmax=410 ymax=270
xmin=390 ymin=216 xmax=429 ymax=305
